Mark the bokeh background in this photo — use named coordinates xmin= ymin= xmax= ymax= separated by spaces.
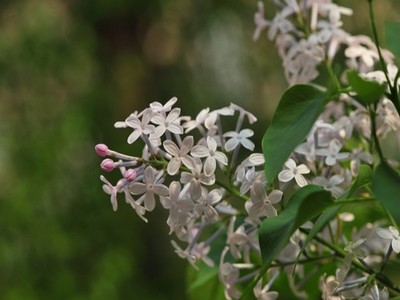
xmin=0 ymin=0 xmax=398 ymax=299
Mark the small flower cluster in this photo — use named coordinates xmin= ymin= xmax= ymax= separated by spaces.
xmin=254 ymin=0 xmax=393 ymax=84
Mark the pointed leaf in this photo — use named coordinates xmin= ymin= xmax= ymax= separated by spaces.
xmin=293 ymin=164 xmax=373 ymax=271
xmin=347 ymin=70 xmax=387 ymax=105
xmin=372 ymin=162 xmax=400 ymax=226
xmin=240 ymin=185 xmax=332 ymax=300
xmin=262 ymin=85 xmax=326 ymax=183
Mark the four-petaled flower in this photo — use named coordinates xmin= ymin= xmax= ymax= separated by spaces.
xmin=191 ymin=136 xmax=228 ymax=176
xmin=131 ymin=166 xmax=169 ymax=211
xmin=163 ymin=136 xmax=195 ymax=175
xmin=316 ymin=138 xmax=350 ymax=166
xmin=124 ymin=108 xmax=155 ymax=144
xmin=151 ymin=107 xmax=183 ymax=138
xmin=376 ymin=226 xmax=400 ymax=253
xmin=224 ymin=129 xmax=255 ymax=152
xmin=278 ymin=158 xmax=310 ymax=187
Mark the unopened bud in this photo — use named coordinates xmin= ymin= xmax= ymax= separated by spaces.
xmin=95 ymin=144 xmax=109 ymax=157
xmin=101 ymin=158 xmax=115 ymax=172
xmin=124 ymin=169 xmax=137 ymax=182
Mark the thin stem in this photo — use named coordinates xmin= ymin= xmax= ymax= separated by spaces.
xmin=367 ymin=0 xmax=400 ymax=113
xmin=271 ymin=254 xmax=336 ymax=267
xmin=299 ymin=227 xmax=400 ymax=294
xmin=369 ymin=105 xmax=385 ymax=161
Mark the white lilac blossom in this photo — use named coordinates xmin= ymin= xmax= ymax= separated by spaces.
xmin=190 ymin=136 xmax=228 ymax=176
xmin=376 ymin=226 xmax=400 ymax=253
xmin=278 ymin=158 xmax=310 ymax=187
xmin=224 ymin=129 xmax=255 ymax=152
xmin=163 ymin=136 xmax=195 ymax=175
xmin=253 ymin=1 xmax=393 ymax=84
xmin=316 ymin=138 xmax=350 ymax=166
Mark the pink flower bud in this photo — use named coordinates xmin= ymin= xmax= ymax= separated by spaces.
xmin=95 ymin=144 xmax=109 ymax=157
xmin=124 ymin=169 xmax=137 ymax=182
xmin=101 ymin=159 xmax=115 ymax=172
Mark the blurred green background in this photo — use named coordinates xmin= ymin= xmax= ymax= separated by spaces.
xmin=0 ymin=1 xmax=398 ymax=299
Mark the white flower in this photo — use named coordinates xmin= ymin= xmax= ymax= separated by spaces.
xmin=376 ymin=226 xmax=400 ymax=253
xmin=246 ymin=181 xmax=283 ymax=223
xmin=182 ymin=108 xmax=210 ymax=133
xmin=316 ymin=139 xmax=350 ymax=166
xmin=239 ymin=167 xmax=265 ymax=195
xmin=163 ymin=136 xmax=195 ymax=175
xmin=253 ymin=279 xmax=279 ymax=300
xmin=100 ymin=175 xmax=124 ymax=211
xmin=194 ymin=188 xmax=223 ymax=223
xmin=226 ymin=216 xmax=257 ymax=260
xmin=161 ymin=181 xmax=194 ymax=227
xmin=361 ymin=284 xmax=389 ymax=300
xmin=130 ymin=166 xmax=169 ymax=211
xmin=149 ymin=97 xmax=177 ymax=113
xmin=350 ymin=148 xmax=373 ymax=176
xmin=124 ymin=108 xmax=155 ymax=144
xmin=224 ymin=129 xmax=255 ymax=152
xmin=151 ymin=107 xmax=183 ymax=138
xmin=253 ymin=1 xmax=270 ymax=41
xmin=191 ymin=136 xmax=228 ymax=176
xmin=313 ymin=175 xmax=344 ymax=198
xmin=180 ymin=159 xmax=215 ymax=199
xmin=100 ymin=175 xmax=147 ymax=222
xmin=229 ymin=103 xmax=258 ymax=124
xmin=278 ymin=158 xmax=310 ymax=187
xmin=365 ymin=64 xmax=399 ymax=89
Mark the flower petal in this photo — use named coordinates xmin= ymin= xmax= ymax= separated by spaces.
xmin=295 ymin=174 xmax=308 ymax=187
xmin=278 ymin=170 xmax=294 ymax=182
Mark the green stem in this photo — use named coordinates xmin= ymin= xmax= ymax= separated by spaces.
xmin=334 ymin=197 xmax=376 ymax=205
xmin=369 ymin=105 xmax=385 ymax=161
xmin=271 ymin=254 xmax=336 ymax=267
xmin=299 ymin=227 xmax=400 ymax=294
xmin=325 ymin=60 xmax=341 ymax=92
xmin=367 ymin=0 xmax=400 ymax=113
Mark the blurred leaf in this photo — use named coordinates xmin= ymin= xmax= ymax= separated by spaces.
xmin=262 ymin=85 xmax=326 ymax=183
xmin=385 ymin=21 xmax=400 ymax=59
xmin=348 ymin=164 xmax=373 ymax=195
xmin=347 ymin=70 xmax=387 ymax=105
xmin=240 ymin=185 xmax=332 ymax=300
xmin=188 ymin=264 xmax=219 ymax=291
xmin=187 ymin=263 xmax=225 ymax=300
xmin=372 ymin=161 xmax=400 ymax=226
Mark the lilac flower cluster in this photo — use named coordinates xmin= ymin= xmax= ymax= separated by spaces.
xmin=254 ymin=0 xmax=394 ymax=84
xmin=95 ymin=1 xmax=400 ymax=299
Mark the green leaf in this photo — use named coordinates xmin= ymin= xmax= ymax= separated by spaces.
xmin=348 ymin=164 xmax=373 ymax=195
xmin=240 ymin=185 xmax=332 ymax=300
xmin=293 ymin=164 xmax=372 ymax=273
xmin=262 ymin=85 xmax=326 ymax=183
xmin=372 ymin=161 xmax=400 ymax=226
xmin=347 ymin=70 xmax=387 ymax=105
xmin=385 ymin=21 xmax=400 ymax=59
xmin=187 ymin=263 xmax=225 ymax=300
